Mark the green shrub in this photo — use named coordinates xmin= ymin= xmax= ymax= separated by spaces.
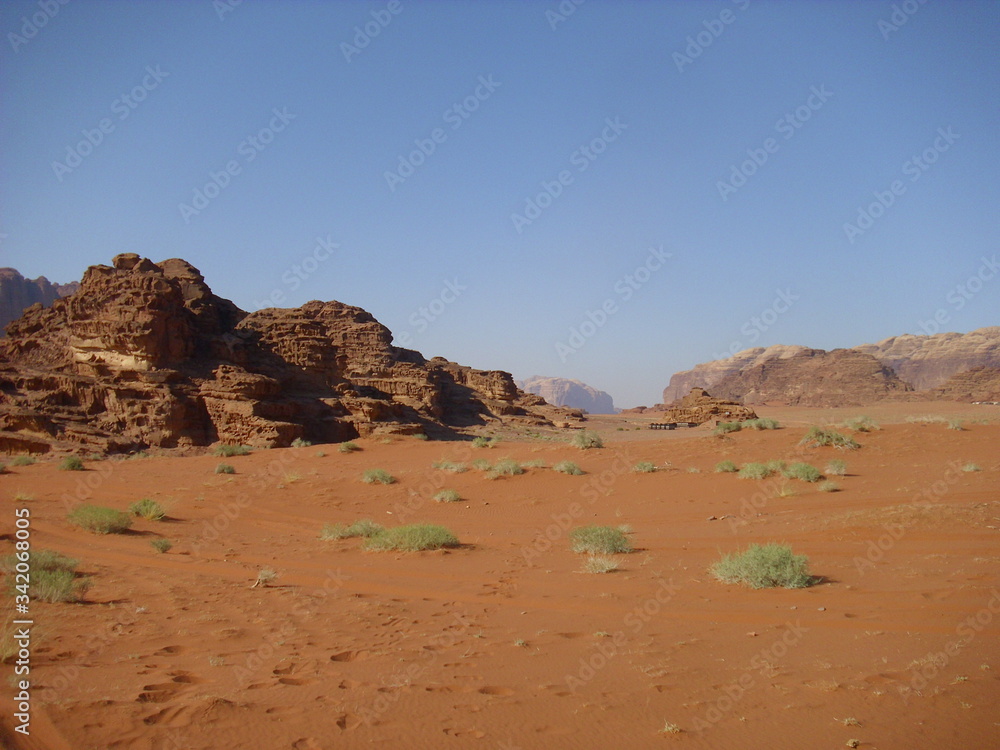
xmin=215 ymin=463 xmax=235 ymax=474
xmin=738 ymin=462 xmax=773 ymax=480
xmin=714 ymin=460 xmax=739 ymax=473
xmin=553 ymin=460 xmax=584 ymax=475
xmin=521 ymin=459 xmax=546 ymax=469
xmin=844 ymin=416 xmax=879 ymax=432
xmin=30 ymin=569 xmax=91 ymax=603
xmin=9 ymin=456 xmax=35 ymax=467
xmin=783 ymin=462 xmax=822 ymax=483
xmin=1 ymin=549 xmax=78 ymax=575
xmin=472 ymin=437 xmax=498 ymax=449
xmin=434 ymin=461 xmax=468 ymax=473
xmin=711 ymin=543 xmax=813 ymax=589
xmin=320 ymin=519 xmax=384 ymax=540
xmin=570 ymin=430 xmax=603 ymax=450
xmin=632 ymin=461 xmax=657 ymax=473
xmin=338 ymin=441 xmax=361 ymax=453
xmin=291 ymin=437 xmax=312 ymax=448
xmin=825 ymin=459 xmax=847 ymax=476
xmin=583 ymin=555 xmax=619 ymax=574
xmin=362 ymin=468 xmax=396 ymax=485
xmin=471 ymin=458 xmax=492 ymax=471
xmin=413 ymin=433 xmax=428 ymax=441
xmin=151 ymin=539 xmax=173 ymax=553
xmin=434 ymin=489 xmax=461 ymax=503
xmin=364 ymin=524 xmax=459 ymax=551
xmin=129 ymin=498 xmax=165 ymax=520
xmin=765 ymin=459 xmax=787 ymax=473
xmin=947 ymin=418 xmax=964 ymax=431
xmin=569 ymin=526 xmax=633 ymax=554
xmin=67 ymin=505 xmax=132 ymax=534
xmin=0 ymin=463 xmax=6 ymax=474
xmin=59 ymin=456 xmax=85 ymax=471
xmin=818 ymin=481 xmax=839 ymax=492
xmin=714 ymin=422 xmax=742 ymax=435
xmin=213 ymin=444 xmax=251 ymax=457
xmin=800 ymin=427 xmax=860 ymax=450
xmin=743 ymin=418 xmax=780 ymax=430
xmin=962 ymin=462 xmax=981 ymax=472
xmin=486 ymin=458 xmax=524 ymax=480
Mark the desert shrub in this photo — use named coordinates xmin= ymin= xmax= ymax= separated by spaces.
xmin=714 ymin=422 xmax=742 ymax=435
xmin=320 ymin=519 xmax=384 ymax=540
xmin=570 ymin=430 xmax=603 ymax=450
xmin=905 ymin=415 xmax=947 ymax=424
xmin=818 ymin=481 xmax=839 ymax=492
xmin=0 ymin=463 xmax=6 ymax=474
xmin=9 ymin=456 xmax=34 ymax=467
xmin=67 ymin=505 xmax=132 ymax=534
xmin=434 ymin=461 xmax=468 ymax=473
xmin=711 ymin=543 xmax=813 ymax=589
xmin=364 ymin=524 xmax=458 ymax=551
xmin=434 ymin=489 xmax=462 ymax=503
xmin=362 ymin=468 xmax=396 ymax=485
xmin=213 ymin=444 xmax=251 ymax=457
xmin=291 ymin=437 xmax=312 ymax=448
xmin=962 ymin=462 xmax=981 ymax=472
xmin=825 ymin=458 xmax=847 ymax=476
xmin=844 ymin=416 xmax=879 ymax=432
xmin=569 ymin=525 xmax=633 ymax=554
xmin=30 ymin=569 xmax=91 ymax=603
xmin=1 ymin=549 xmax=78 ymax=576
xmin=743 ymin=418 xmax=780 ymax=430
xmin=338 ymin=441 xmax=361 ymax=453
xmin=948 ymin=418 xmax=964 ymax=431
xmin=150 ymin=539 xmax=173 ymax=553
xmin=486 ymin=458 xmax=524 ymax=479
xmin=765 ymin=459 xmax=787 ymax=473
xmin=471 ymin=458 xmax=492 ymax=471
xmin=800 ymin=427 xmax=859 ymax=450
xmin=632 ymin=461 xmax=657 ymax=473
xmin=252 ymin=568 xmax=278 ymax=588
xmin=215 ymin=463 xmax=235 ymax=474
xmin=714 ymin=460 xmax=738 ymax=473
xmin=783 ymin=462 xmax=822 ymax=483
xmin=583 ymin=555 xmax=619 ymax=574
xmin=738 ymin=462 xmax=773 ymax=480
xmin=413 ymin=433 xmax=428 ymax=441
xmin=59 ymin=456 xmax=85 ymax=471
xmin=775 ymin=483 xmax=797 ymax=497
xmin=521 ymin=459 xmax=546 ymax=469
xmin=129 ymin=498 xmax=165 ymax=520
xmin=553 ymin=460 xmax=584 ymax=475
xmin=472 ymin=437 xmax=498 ymax=449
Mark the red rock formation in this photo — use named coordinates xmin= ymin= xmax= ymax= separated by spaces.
xmin=517 ymin=376 xmax=616 ymax=414
xmin=923 ymin=367 xmax=1000 ymax=403
xmin=0 ymin=254 xmax=577 ymax=453
xmin=656 ymin=387 xmax=756 ymax=424
xmin=0 ymin=267 xmax=78 ymax=336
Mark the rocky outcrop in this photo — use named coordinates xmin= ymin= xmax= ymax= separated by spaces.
xmin=661 ymin=345 xmax=810 ymax=404
xmin=854 ymin=327 xmax=1000 ymax=390
xmin=923 ymin=367 xmax=1000 ymax=403
xmin=0 ymin=267 xmax=78 ymax=336
xmin=0 ymin=254 xmax=578 ymax=453
xmin=709 ymin=349 xmax=913 ymax=406
xmin=517 ymin=376 xmax=616 ymax=414
xmin=656 ymin=387 xmax=756 ymax=424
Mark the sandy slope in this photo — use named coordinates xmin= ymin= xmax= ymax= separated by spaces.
xmin=1 ymin=404 xmax=998 ymax=750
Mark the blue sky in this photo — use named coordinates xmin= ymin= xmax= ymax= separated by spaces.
xmin=2 ymin=0 xmax=998 ymax=408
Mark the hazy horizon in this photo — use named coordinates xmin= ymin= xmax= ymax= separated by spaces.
xmin=2 ymin=0 xmax=998 ymax=408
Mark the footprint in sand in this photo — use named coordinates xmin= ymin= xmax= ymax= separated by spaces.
xmin=478 ymin=686 xmax=515 ymax=696
xmin=330 ymin=649 xmax=370 ymax=662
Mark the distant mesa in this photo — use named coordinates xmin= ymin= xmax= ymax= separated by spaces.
xmin=0 ymin=253 xmax=580 ymax=454
xmin=0 ymin=267 xmax=79 ymax=335
xmin=651 ymin=387 xmax=756 ymax=425
xmin=656 ymin=327 xmax=1000 ymax=408
xmin=516 ymin=376 xmax=616 ymax=414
